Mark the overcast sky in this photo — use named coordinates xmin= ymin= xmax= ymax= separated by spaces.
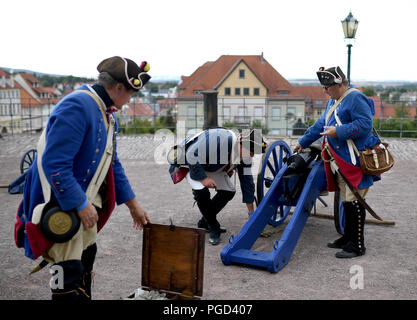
xmin=2 ymin=0 xmax=416 ymax=82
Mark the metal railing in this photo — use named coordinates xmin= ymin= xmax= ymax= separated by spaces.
xmin=1 ymin=97 xmax=416 ymax=138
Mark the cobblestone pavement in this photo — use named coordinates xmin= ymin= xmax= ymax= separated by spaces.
xmin=1 ymin=133 xmax=416 ymax=300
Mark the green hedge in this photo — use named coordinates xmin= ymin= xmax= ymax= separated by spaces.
xmin=374 ymin=118 xmax=417 ymax=138
xmin=117 ymin=117 xmax=176 ymax=134
xmin=117 ymin=117 xmax=417 ymax=138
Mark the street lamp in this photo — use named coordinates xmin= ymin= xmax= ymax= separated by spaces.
xmin=341 ymin=11 xmax=359 ymax=83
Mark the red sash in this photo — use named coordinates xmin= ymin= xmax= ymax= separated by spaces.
xmin=322 ymin=140 xmax=363 ymax=192
xmin=97 ymin=164 xmax=116 ymax=232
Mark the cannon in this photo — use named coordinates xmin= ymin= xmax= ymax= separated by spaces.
xmin=221 ymin=140 xmax=336 ymax=273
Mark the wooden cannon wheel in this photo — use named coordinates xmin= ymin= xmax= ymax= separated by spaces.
xmin=256 ymin=140 xmax=346 ymax=234
xmin=20 ymin=149 xmax=37 ymax=174
xmin=256 ymin=140 xmax=292 ymax=227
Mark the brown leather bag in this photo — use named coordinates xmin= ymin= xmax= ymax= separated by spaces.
xmin=358 ymin=141 xmax=394 ymax=175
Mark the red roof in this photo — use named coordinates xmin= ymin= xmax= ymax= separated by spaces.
xmin=179 ymin=55 xmax=301 ymax=98
xmin=294 ymin=86 xmax=328 ymax=102
xmin=126 ymin=103 xmax=155 ymax=117
xmin=16 ymin=72 xmax=62 ymax=104
xmin=0 ymin=69 xmax=10 ymax=77
xmin=157 ymin=98 xmax=176 ymax=110
xmin=368 ymin=96 xmax=382 ymax=118
xmin=19 ymin=72 xmax=40 ymax=85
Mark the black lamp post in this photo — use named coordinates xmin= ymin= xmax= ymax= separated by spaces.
xmin=341 ymin=11 xmax=359 ymax=83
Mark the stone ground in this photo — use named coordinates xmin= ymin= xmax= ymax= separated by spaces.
xmin=0 ymin=133 xmax=416 ymax=300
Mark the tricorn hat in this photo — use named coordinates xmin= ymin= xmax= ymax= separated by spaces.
xmin=239 ymin=129 xmax=267 ymax=154
xmin=316 ymin=66 xmax=347 ymax=86
xmin=97 ymin=56 xmax=151 ymax=91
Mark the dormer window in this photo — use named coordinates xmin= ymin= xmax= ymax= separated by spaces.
xmin=277 ymin=90 xmax=289 ymax=95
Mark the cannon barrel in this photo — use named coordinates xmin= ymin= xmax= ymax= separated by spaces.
xmin=284 ymin=148 xmax=320 ymax=176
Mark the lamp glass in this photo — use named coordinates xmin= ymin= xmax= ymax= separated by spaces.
xmin=342 ymin=12 xmax=359 ymax=39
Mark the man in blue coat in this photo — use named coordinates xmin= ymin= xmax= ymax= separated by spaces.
xmin=171 ymin=128 xmax=266 ymax=245
xmin=15 ymin=56 xmax=151 ymax=299
xmin=294 ymin=66 xmax=380 ymax=258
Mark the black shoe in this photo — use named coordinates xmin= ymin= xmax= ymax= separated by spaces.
xmin=198 ymin=218 xmax=226 ymax=233
xmin=327 ymin=236 xmax=348 ymax=249
xmin=335 ymin=241 xmax=365 ymax=259
xmin=335 ymin=250 xmax=364 ymax=258
xmin=209 ymin=229 xmax=221 ymax=245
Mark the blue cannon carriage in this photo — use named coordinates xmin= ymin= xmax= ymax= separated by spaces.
xmin=221 ymin=140 xmax=343 ymax=273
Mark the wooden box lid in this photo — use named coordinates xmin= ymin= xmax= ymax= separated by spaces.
xmin=141 ymin=223 xmax=205 ymax=299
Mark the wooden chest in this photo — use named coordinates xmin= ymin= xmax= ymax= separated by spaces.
xmin=141 ymin=223 xmax=205 ymax=300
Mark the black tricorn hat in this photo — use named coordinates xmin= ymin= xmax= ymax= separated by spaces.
xmin=240 ymin=129 xmax=267 ymax=154
xmin=97 ymin=56 xmax=151 ymax=91
xmin=316 ymin=66 xmax=346 ymax=86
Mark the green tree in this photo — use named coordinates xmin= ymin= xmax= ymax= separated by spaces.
xmin=390 ymin=92 xmax=401 ymax=103
xmin=394 ymin=106 xmax=410 ymax=119
xmin=250 ymin=120 xmax=268 ymax=134
xmin=159 ymin=109 xmax=176 ymax=130
xmin=361 ymin=87 xmax=376 ymax=97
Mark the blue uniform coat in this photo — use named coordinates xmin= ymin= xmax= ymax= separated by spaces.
xmin=15 ymin=85 xmax=135 ymax=259
xmin=171 ymin=128 xmax=255 ymax=203
xmin=298 ymin=88 xmax=380 ymax=189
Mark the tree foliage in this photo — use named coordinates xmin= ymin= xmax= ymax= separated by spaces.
xmin=38 ymin=74 xmax=95 ymax=87
xmin=374 ymin=118 xmax=417 ymax=138
xmin=362 ymin=87 xmax=376 ymax=97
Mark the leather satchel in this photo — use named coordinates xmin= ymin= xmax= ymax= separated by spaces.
xmin=332 ymin=95 xmax=395 ymax=176
xmin=357 ymin=141 xmax=394 ymax=175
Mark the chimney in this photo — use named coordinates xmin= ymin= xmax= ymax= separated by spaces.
xmin=10 ymin=69 xmax=14 ymax=88
xmin=260 ymin=52 xmax=264 ymax=63
xmin=202 ymin=90 xmax=218 ymax=130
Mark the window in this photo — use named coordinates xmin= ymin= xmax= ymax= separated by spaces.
xmin=236 ymin=106 xmax=247 ymax=123
xmin=239 ymin=69 xmax=245 ymax=79
xmin=287 ymin=107 xmax=296 ymax=119
xmin=254 ymin=107 xmax=263 ymax=120
xmin=270 ymin=129 xmax=281 ymax=135
xmin=243 ymin=88 xmax=250 ymax=96
xmin=223 ymin=106 xmax=231 ymax=121
xmin=187 ymin=106 xmax=196 ymax=120
xmin=272 ymin=107 xmax=281 ymax=120
xmin=254 ymin=88 xmax=260 ymax=96
xmin=234 ymin=88 xmax=241 ymax=96
xmin=277 ymin=90 xmax=289 ymax=95
xmin=224 ymin=87 xmax=231 ymax=96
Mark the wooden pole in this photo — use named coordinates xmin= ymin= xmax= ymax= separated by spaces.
xmin=310 ymin=211 xmax=395 ymax=226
